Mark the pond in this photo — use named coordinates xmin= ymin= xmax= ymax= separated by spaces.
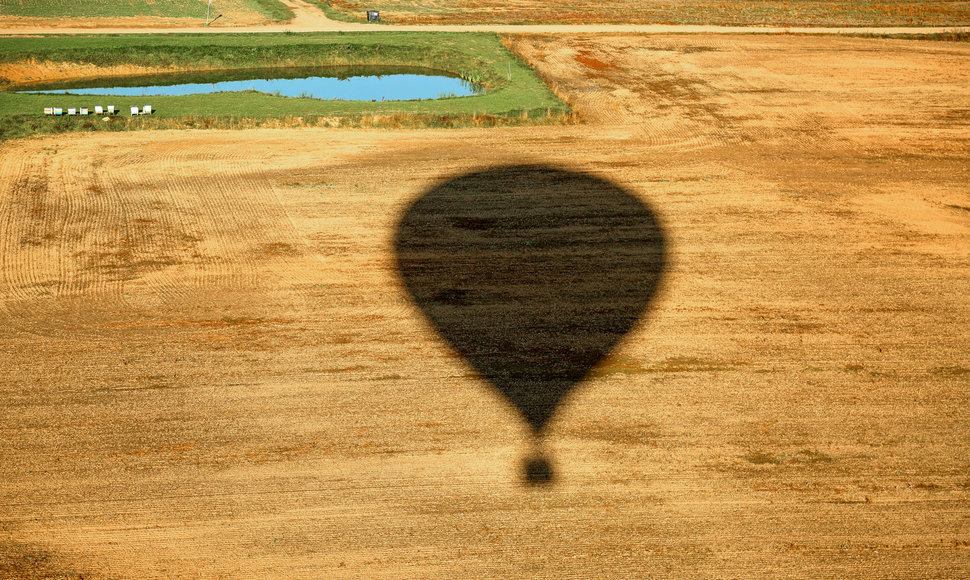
xmin=20 ymin=66 xmax=485 ymax=101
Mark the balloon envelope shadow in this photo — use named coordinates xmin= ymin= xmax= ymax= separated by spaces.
xmin=394 ymin=165 xmax=666 ymax=482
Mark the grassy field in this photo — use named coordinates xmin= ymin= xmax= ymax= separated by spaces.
xmin=0 ymin=32 xmax=570 ymax=140
xmin=0 ymin=0 xmax=293 ymax=21
xmin=317 ymin=0 xmax=970 ymax=25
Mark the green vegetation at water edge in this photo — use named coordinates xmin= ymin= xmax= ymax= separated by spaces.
xmin=0 ymin=32 xmax=571 ymax=140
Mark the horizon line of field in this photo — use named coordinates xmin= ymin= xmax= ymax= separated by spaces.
xmin=1 ymin=25 xmax=969 ymax=36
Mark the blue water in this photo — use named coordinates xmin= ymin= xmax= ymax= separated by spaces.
xmin=23 ymin=71 xmax=482 ymax=101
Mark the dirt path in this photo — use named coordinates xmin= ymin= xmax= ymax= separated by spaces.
xmin=1 ymin=0 xmax=968 ymax=35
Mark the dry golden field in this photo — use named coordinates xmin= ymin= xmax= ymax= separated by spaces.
xmin=326 ymin=0 xmax=970 ymax=26
xmin=1 ymin=34 xmax=969 ymax=578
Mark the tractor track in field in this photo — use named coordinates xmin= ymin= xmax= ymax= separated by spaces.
xmin=0 ymin=135 xmax=326 ymax=337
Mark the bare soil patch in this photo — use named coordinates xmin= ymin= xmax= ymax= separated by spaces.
xmin=1 ymin=34 xmax=969 ymax=578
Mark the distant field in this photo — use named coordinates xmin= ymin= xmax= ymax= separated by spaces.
xmin=0 ymin=0 xmax=292 ymax=21
xmin=318 ymin=0 xmax=970 ymax=25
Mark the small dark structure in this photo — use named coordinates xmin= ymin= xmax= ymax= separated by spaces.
xmin=367 ymin=10 xmax=380 ymax=22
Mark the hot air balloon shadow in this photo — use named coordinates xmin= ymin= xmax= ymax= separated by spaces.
xmin=394 ymin=165 xmax=666 ymax=484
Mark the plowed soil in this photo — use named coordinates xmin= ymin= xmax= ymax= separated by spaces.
xmin=1 ymin=34 xmax=969 ymax=578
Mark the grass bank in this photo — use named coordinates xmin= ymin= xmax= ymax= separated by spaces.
xmin=0 ymin=32 xmax=570 ymax=141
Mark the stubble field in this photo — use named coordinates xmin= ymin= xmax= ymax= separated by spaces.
xmin=323 ymin=0 xmax=970 ymax=26
xmin=1 ymin=34 xmax=969 ymax=578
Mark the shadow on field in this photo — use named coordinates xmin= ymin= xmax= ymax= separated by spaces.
xmin=394 ymin=165 xmax=666 ymax=484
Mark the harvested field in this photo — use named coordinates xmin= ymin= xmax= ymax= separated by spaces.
xmin=1 ymin=34 xmax=969 ymax=578
xmin=323 ymin=0 xmax=970 ymax=26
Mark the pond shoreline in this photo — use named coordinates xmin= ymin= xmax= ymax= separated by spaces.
xmin=18 ymin=65 xmax=484 ymax=102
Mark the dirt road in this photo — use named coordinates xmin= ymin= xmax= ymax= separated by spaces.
xmin=1 ymin=33 xmax=968 ymax=578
